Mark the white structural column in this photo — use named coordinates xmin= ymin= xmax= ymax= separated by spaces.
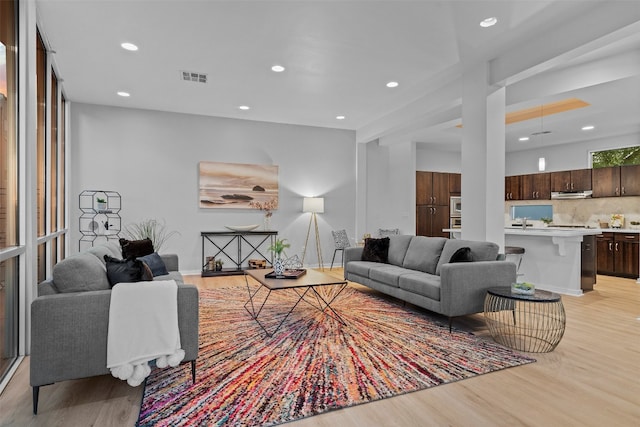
xmin=461 ymin=63 xmax=506 ymax=249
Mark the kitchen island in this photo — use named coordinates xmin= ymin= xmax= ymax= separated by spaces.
xmin=445 ymin=227 xmax=604 ymax=296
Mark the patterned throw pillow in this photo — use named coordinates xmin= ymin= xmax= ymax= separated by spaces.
xmin=378 ymin=228 xmax=399 ymax=238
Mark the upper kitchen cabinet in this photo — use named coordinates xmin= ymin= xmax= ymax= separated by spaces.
xmin=448 ymin=173 xmax=461 ymax=195
xmin=416 ymin=171 xmax=449 ymax=206
xmin=550 ymin=168 xmax=592 ymax=192
xmin=592 ymin=165 xmax=640 ymax=197
xmin=505 ymin=175 xmax=521 ymax=200
xmin=620 ymin=164 xmax=640 ymax=196
xmin=521 ymin=172 xmax=551 ymax=200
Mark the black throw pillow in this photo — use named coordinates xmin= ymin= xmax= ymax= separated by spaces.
xmin=449 ymin=247 xmax=474 ymax=263
xmin=361 ymin=237 xmax=390 ymax=263
xmin=104 ymin=255 xmax=153 ymax=287
xmin=119 ymin=238 xmax=154 ymax=259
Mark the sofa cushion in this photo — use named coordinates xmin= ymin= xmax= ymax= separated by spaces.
xmin=86 ymin=245 xmax=115 ymax=268
xmin=104 ymin=240 xmax=123 ymax=258
xmin=52 ymin=253 xmax=111 ymax=293
xmin=369 ymin=265 xmax=411 ymax=288
xmin=402 ymin=236 xmax=447 ymax=275
xmin=387 ymin=235 xmax=413 ymax=267
xmin=449 ymin=247 xmax=473 ymax=263
xmin=362 ymin=237 xmax=390 ymax=263
xmin=137 ymin=252 xmax=169 ymax=277
xmin=119 ymin=238 xmax=154 ymax=259
xmin=436 ymin=239 xmax=499 ymax=275
xmin=398 ymin=272 xmax=441 ymax=301
xmin=346 ymin=261 xmax=380 ymax=278
xmin=155 ymin=271 xmax=184 ymax=285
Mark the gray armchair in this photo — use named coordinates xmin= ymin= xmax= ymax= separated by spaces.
xmin=30 ymin=248 xmax=199 ymax=414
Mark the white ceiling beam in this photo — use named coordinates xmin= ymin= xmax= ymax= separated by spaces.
xmin=489 ymin=2 xmax=640 ymax=87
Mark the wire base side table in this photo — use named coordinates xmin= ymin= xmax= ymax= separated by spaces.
xmin=484 ymin=287 xmax=566 ymax=353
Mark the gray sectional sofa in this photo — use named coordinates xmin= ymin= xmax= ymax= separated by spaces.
xmin=30 ymin=241 xmax=199 ymax=414
xmin=344 ymin=235 xmax=516 ymax=328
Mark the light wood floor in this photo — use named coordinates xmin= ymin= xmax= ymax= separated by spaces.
xmin=1 ymin=271 xmax=639 ymax=426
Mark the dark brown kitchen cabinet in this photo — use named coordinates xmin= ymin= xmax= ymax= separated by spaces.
xmin=416 ymin=205 xmax=450 ymax=239
xmin=596 ymin=232 xmax=639 ymax=278
xmin=416 ymin=171 xmax=450 ymax=237
xmin=620 ymin=164 xmax=640 ymax=196
xmin=416 ymin=171 xmax=449 ymax=206
xmin=505 ymin=175 xmax=521 ymax=200
xmin=449 ymin=173 xmax=461 ymax=195
xmin=521 ymin=172 xmax=550 ymax=200
xmin=551 ymin=168 xmax=592 ymax=192
xmin=593 ymin=165 xmax=640 ymax=197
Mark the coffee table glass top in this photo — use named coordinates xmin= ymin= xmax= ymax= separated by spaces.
xmin=245 ymin=268 xmax=346 ymax=290
xmin=487 ymin=286 xmax=560 ymax=302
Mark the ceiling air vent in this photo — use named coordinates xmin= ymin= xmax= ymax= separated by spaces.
xmin=181 ymin=71 xmax=207 ymax=84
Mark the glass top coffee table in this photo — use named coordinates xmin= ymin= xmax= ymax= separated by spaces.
xmin=244 ymin=268 xmax=348 ymax=337
xmin=484 ymin=286 xmax=566 ymax=353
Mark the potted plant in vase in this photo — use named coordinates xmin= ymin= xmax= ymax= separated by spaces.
xmin=268 ymin=238 xmax=290 ymax=276
xmin=96 ymin=197 xmax=107 ymax=212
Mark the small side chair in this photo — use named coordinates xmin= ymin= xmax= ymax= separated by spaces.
xmin=330 ymin=229 xmax=351 ymax=270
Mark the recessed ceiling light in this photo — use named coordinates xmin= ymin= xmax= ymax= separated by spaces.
xmin=121 ymin=42 xmax=138 ymax=51
xmin=336 ymin=115 xmax=345 ymax=120
xmin=581 ymin=125 xmax=595 ymax=131
xmin=239 ymin=105 xmax=250 ymax=110
xmin=271 ymin=65 xmax=285 ymax=72
xmin=480 ymin=17 xmax=498 ymax=28
xmin=386 ymin=81 xmax=399 ymax=88
xmin=519 ymin=137 xmax=530 ymax=142
xmin=117 ymin=91 xmax=130 ymax=97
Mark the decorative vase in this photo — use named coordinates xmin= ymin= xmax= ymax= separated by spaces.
xmin=263 ymin=215 xmax=271 ymax=231
xmin=273 ymin=257 xmax=285 ymax=276
xmin=96 ymin=202 xmax=107 ymax=211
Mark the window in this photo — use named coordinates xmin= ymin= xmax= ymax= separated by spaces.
xmin=592 ymin=146 xmax=640 ymax=168
xmin=0 ymin=0 xmax=18 ymax=384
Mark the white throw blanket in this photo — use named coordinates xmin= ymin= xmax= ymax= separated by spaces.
xmin=107 ymin=280 xmax=185 ymax=386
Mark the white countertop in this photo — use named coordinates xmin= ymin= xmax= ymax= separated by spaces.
xmin=444 ymin=227 xmax=640 ymax=237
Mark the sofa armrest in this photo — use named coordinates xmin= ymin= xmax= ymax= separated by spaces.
xmin=343 ymin=247 xmax=364 ymax=277
xmin=30 ymin=284 xmax=199 ymax=387
xmin=439 ymin=261 xmax=517 ymax=317
xmin=161 ymin=254 xmax=179 ymax=272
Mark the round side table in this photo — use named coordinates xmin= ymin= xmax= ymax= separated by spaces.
xmin=484 ymin=287 xmax=566 ymax=353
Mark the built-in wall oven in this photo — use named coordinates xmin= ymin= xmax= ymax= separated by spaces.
xmin=450 ymin=196 xmax=461 ymax=235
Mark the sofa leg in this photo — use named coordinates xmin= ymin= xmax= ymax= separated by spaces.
xmin=33 ymin=386 xmax=39 ymax=415
xmin=191 ymin=360 xmax=196 ymax=384
xmin=448 ymin=317 xmax=453 ymax=333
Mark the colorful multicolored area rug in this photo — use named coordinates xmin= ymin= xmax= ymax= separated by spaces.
xmin=138 ymin=285 xmax=535 ymax=426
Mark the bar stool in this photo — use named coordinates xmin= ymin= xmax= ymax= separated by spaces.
xmin=504 ymin=246 xmax=525 ymax=275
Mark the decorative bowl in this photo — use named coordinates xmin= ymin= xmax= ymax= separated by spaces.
xmin=511 ymin=282 xmax=535 ymax=295
xmin=224 ymin=224 xmax=260 ymax=232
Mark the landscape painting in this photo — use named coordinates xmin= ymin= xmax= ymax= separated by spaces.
xmin=198 ymin=161 xmax=279 ymax=209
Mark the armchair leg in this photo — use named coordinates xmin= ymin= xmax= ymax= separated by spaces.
xmin=330 ymin=250 xmax=338 ymax=270
xmin=191 ymin=360 xmax=196 ymax=383
xmin=33 ymin=386 xmax=39 ymax=414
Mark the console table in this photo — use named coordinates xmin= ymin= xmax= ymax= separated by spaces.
xmin=201 ymin=230 xmax=278 ymax=277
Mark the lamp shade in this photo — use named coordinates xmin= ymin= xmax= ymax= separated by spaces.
xmin=303 ymin=197 xmax=324 ymax=213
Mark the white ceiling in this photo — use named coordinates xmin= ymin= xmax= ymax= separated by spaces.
xmin=36 ymin=0 xmax=640 ymax=151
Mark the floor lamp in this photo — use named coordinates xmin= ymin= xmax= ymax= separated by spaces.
xmin=302 ymin=197 xmax=324 ymax=270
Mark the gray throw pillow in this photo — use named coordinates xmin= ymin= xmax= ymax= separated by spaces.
xmin=52 ymin=253 xmax=111 ymax=293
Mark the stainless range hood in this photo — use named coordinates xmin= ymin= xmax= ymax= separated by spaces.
xmin=551 ymin=190 xmax=593 ymax=199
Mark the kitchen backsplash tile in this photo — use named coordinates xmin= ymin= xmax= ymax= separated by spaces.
xmin=505 ymin=196 xmax=640 ymax=228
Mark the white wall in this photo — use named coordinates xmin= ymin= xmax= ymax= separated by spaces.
xmin=505 ymin=133 xmax=640 ymax=175
xmin=416 ymin=144 xmax=461 ymax=172
xmin=69 ymin=103 xmax=356 ymax=272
